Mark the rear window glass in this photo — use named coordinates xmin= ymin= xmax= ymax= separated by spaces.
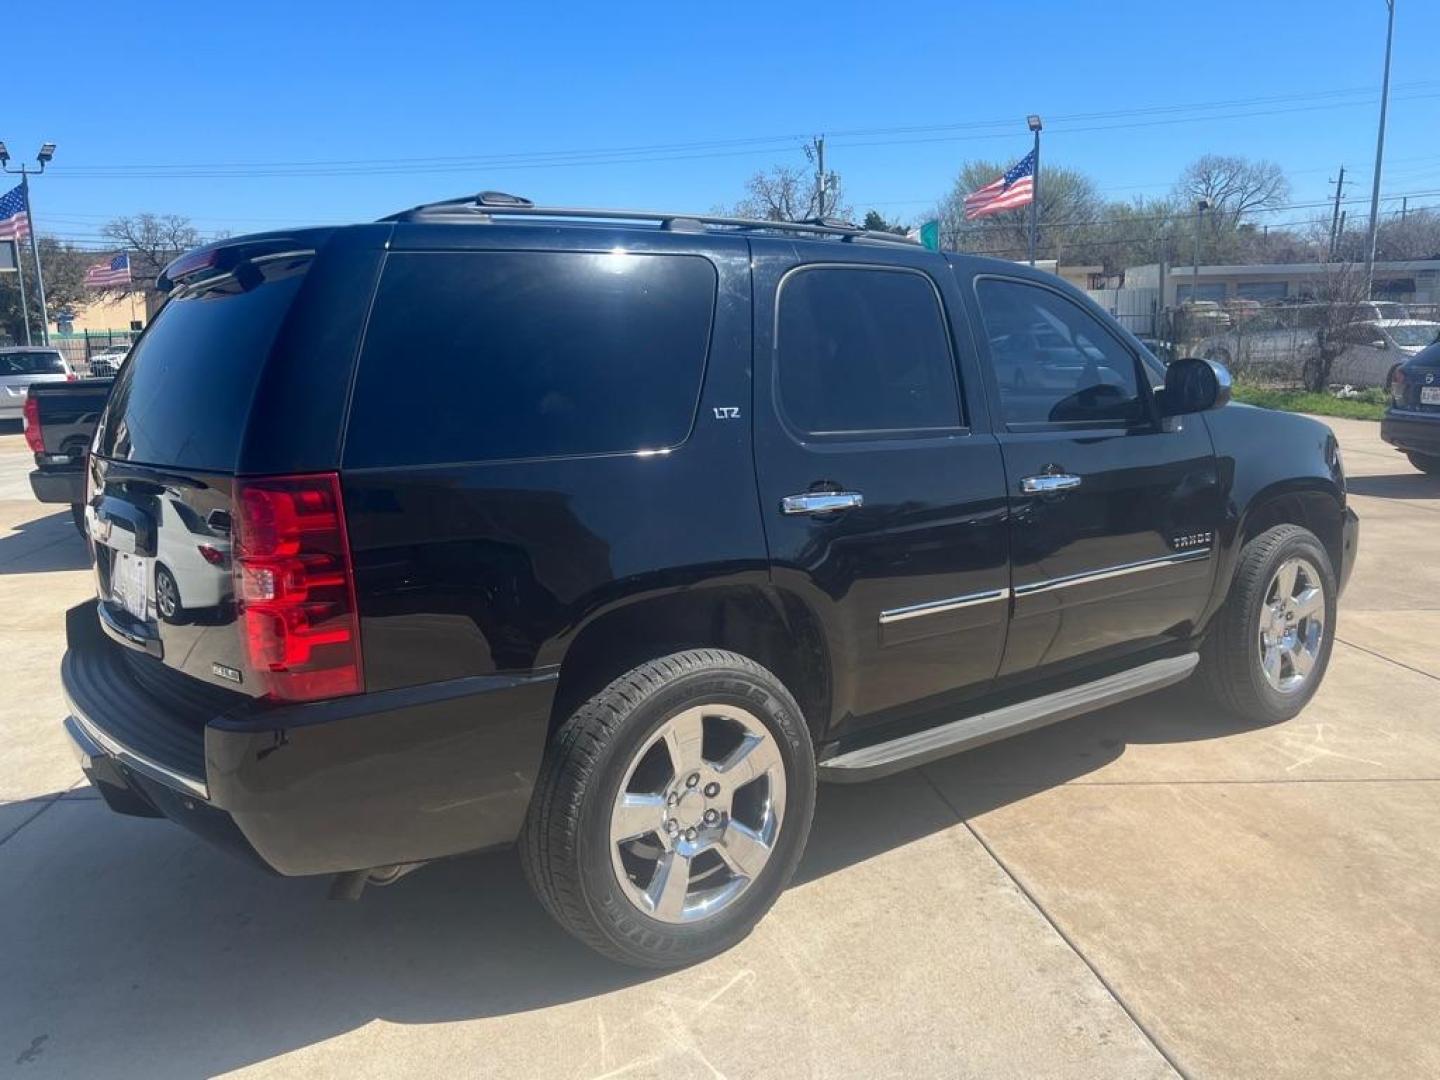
xmin=344 ymin=251 xmax=716 ymax=467
xmin=0 ymin=350 xmax=65 ymax=375
xmin=95 ymin=258 xmax=308 ymax=469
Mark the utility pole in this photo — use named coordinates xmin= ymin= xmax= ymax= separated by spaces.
xmin=806 ymin=135 xmax=827 ymax=219
xmin=1328 ymin=165 xmax=1346 ymax=258
xmin=1 ymin=140 xmax=56 ymax=346
xmin=1401 ymin=196 xmax=1408 ymax=220
xmin=1192 ymin=199 xmax=1209 ymax=304
xmin=1027 ymin=115 xmax=1043 ymax=267
xmin=1363 ymin=0 xmax=1396 ymax=298
xmin=1156 ymin=233 xmax=1167 ymax=339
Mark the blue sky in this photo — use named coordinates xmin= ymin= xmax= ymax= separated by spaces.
xmin=11 ymin=0 xmax=1438 ymax=247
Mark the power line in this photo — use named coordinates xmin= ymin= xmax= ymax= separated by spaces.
xmin=41 ymin=82 xmax=1440 ymax=181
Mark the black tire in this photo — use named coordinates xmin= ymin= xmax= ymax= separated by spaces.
xmin=1198 ymin=524 xmax=1337 ymax=723
xmin=1406 ymin=451 xmax=1440 ymax=475
xmin=521 ymin=649 xmax=816 ymax=968
xmin=154 ymin=564 xmax=184 ymax=624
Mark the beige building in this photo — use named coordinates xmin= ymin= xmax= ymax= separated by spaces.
xmin=52 ymin=291 xmax=149 ymax=335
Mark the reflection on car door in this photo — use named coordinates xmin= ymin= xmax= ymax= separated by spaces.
xmin=966 ymin=274 xmax=1222 ymax=675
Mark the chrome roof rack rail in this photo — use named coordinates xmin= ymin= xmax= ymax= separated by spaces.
xmin=379 ymin=191 xmax=921 ymax=246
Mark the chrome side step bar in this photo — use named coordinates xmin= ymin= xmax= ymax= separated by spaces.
xmin=818 ymin=653 xmax=1200 ymax=783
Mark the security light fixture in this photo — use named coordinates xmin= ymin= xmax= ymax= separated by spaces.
xmin=37 ymin=143 xmax=55 ymax=164
xmin=1027 ymin=114 xmax=1043 ymax=132
xmin=0 ymin=142 xmax=9 ymax=165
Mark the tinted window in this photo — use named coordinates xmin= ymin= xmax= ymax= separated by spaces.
xmin=345 ymin=251 xmax=716 ymax=467
xmin=976 ymin=278 xmax=1145 ymax=428
xmin=776 ymin=267 xmax=960 ymax=435
xmin=95 ymin=257 xmax=309 ymax=469
xmin=0 ymin=350 xmax=66 ymax=375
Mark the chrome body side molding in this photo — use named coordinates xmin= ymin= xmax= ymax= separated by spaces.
xmin=878 ymin=588 xmax=1011 ymax=626
xmin=819 ymin=653 xmax=1200 ymax=783
xmin=1014 ymin=549 xmax=1211 ymax=597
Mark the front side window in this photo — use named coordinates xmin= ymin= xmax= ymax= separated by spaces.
xmin=975 ymin=278 xmax=1145 ymax=428
xmin=775 ymin=266 xmax=961 ymax=436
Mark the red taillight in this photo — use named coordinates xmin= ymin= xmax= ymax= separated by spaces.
xmin=1390 ymin=364 xmax=1408 ymax=404
xmin=197 ymin=544 xmax=227 ymax=567
xmin=233 ymin=473 xmax=363 ymax=702
xmin=22 ymin=394 xmax=44 ymax=453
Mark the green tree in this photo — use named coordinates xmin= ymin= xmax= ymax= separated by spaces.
xmin=863 ymin=209 xmax=908 ymax=235
xmin=0 ymin=238 xmax=96 ymax=344
xmin=931 ymin=159 xmax=1103 ymax=263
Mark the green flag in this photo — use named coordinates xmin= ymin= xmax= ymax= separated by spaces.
xmin=917 ymin=220 xmax=940 ymax=252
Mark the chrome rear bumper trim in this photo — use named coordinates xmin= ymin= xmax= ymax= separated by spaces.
xmin=64 ymin=700 xmax=209 ymax=801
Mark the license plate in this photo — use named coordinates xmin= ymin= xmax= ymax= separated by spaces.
xmin=1422 ymin=387 xmax=1440 ymax=405
xmin=112 ymin=552 xmax=151 ymax=621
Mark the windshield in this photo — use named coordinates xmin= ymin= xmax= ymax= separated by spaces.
xmin=1389 ymin=325 xmax=1440 ymax=349
xmin=0 ymin=350 xmax=66 ymax=376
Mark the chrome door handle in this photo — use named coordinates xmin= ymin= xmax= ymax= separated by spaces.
xmin=781 ymin=491 xmax=864 ymax=515
xmin=1020 ymin=473 xmax=1082 ymax=494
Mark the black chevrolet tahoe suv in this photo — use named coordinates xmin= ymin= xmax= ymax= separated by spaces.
xmin=64 ymin=193 xmax=1358 ymax=968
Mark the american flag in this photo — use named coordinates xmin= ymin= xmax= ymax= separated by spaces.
xmin=84 ymin=252 xmax=132 ymax=288
xmin=0 ymin=183 xmax=30 ymax=242
xmin=963 ymin=151 xmax=1036 ymax=220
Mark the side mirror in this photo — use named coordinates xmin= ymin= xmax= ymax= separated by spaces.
xmin=1160 ymin=357 xmax=1231 ymax=417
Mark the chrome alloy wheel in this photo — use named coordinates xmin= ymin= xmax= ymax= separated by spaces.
xmin=609 ymin=704 xmax=786 ymax=925
xmin=156 ymin=568 xmax=179 ymax=619
xmin=1258 ymin=556 xmax=1326 ymax=694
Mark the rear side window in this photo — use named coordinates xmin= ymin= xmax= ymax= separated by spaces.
xmin=345 ymin=251 xmax=716 ymax=467
xmin=1 ymin=350 xmax=65 ymax=375
xmin=775 ymin=266 xmax=961 ymax=436
xmin=96 ymin=257 xmax=309 ymax=469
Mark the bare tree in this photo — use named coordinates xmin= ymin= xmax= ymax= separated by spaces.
xmin=1302 ymin=261 xmax=1373 ymax=391
xmin=728 ymin=164 xmax=850 ymax=223
xmin=101 ymin=214 xmax=206 ymax=290
xmin=1174 ymin=154 xmax=1290 ymax=232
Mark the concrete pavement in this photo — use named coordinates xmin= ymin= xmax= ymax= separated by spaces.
xmin=0 ymin=415 xmax=1436 ymax=1078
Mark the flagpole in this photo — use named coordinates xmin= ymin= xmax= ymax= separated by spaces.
xmin=11 ymin=239 xmax=32 ymax=345
xmin=20 ymin=172 xmax=50 ymax=346
xmin=1027 ymin=115 xmax=1043 ymax=267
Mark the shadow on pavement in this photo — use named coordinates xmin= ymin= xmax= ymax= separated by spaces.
xmin=0 ymin=509 xmax=90 ymax=574
xmin=2 ymin=684 xmax=1281 ymax=1077
xmin=1345 ymin=472 xmax=1440 ymax=501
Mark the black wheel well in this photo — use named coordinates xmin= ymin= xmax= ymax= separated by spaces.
xmin=1239 ymin=489 xmax=1344 ymax=576
xmin=550 ymin=586 xmax=831 ymax=745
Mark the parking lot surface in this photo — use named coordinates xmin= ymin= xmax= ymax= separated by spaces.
xmin=1 ymin=416 xmax=1436 ymax=1079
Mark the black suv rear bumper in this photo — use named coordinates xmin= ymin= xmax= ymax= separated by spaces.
xmin=1380 ymin=409 xmax=1440 ymax=459
xmin=29 ymin=465 xmax=85 ymax=505
xmin=61 ymin=601 xmax=555 ymax=876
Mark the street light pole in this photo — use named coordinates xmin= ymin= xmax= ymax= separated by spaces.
xmin=1363 ymin=0 xmax=1395 ymax=299
xmin=2 ymin=141 xmax=56 ymax=346
xmin=1027 ymin=114 xmax=1042 ymax=266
